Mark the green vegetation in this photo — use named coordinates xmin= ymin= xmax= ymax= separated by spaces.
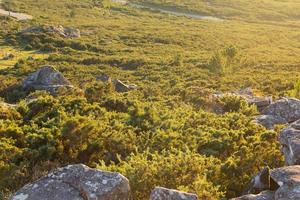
xmin=1 ymin=0 xmax=300 ymax=199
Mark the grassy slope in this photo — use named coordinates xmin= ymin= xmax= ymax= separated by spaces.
xmin=4 ymin=0 xmax=300 ymax=96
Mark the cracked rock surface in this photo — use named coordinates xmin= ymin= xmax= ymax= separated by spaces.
xmin=10 ymin=164 xmax=130 ymax=200
xmin=150 ymin=187 xmax=198 ymax=200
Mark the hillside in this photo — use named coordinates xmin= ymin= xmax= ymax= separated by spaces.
xmin=1 ymin=0 xmax=300 ymax=199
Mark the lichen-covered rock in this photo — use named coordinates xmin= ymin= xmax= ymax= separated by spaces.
xmin=263 ymin=97 xmax=300 ymax=123
xmin=47 ymin=25 xmax=81 ymax=38
xmin=10 ymin=164 xmax=130 ymax=200
xmin=22 ymin=25 xmax=80 ymax=38
xmin=270 ymin=165 xmax=300 ymax=200
xmin=279 ymin=120 xmax=300 ymax=165
xmin=254 ymin=115 xmax=287 ymax=129
xmin=150 ymin=187 xmax=198 ymax=200
xmin=22 ymin=65 xmax=73 ymax=95
xmin=243 ymin=167 xmax=271 ymax=195
xmin=231 ymin=190 xmax=275 ymax=200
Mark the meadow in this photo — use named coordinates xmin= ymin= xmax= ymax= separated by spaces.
xmin=0 ymin=0 xmax=299 ymax=199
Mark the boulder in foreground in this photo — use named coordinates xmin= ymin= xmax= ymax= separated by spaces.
xmin=150 ymin=187 xmax=198 ymax=200
xmin=10 ymin=164 xmax=130 ymax=200
xmin=231 ymin=190 xmax=275 ymax=200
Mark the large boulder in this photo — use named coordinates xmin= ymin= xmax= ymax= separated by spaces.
xmin=22 ymin=25 xmax=80 ymax=38
xmin=150 ymin=187 xmax=198 ymax=200
xmin=231 ymin=190 xmax=275 ymax=200
xmin=10 ymin=164 xmax=130 ymax=200
xmin=263 ymin=97 xmax=300 ymax=123
xmin=279 ymin=119 xmax=300 ymax=165
xmin=22 ymin=65 xmax=73 ymax=95
xmin=270 ymin=165 xmax=300 ymax=200
xmin=254 ymin=115 xmax=287 ymax=130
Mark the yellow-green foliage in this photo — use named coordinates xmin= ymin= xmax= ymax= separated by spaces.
xmin=0 ymin=0 xmax=295 ymax=199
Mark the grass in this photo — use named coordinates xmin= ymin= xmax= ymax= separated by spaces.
xmin=0 ymin=45 xmax=48 ymax=69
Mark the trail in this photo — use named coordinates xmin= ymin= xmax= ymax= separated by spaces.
xmin=112 ymin=0 xmax=222 ymax=21
xmin=0 ymin=0 xmax=32 ymax=21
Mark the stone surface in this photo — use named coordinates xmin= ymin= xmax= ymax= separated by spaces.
xmin=231 ymin=190 xmax=275 ymax=200
xmin=244 ymin=167 xmax=271 ymax=195
xmin=279 ymin=120 xmax=300 ymax=165
xmin=270 ymin=165 xmax=300 ymax=200
xmin=150 ymin=187 xmax=198 ymax=200
xmin=254 ymin=115 xmax=287 ymax=130
xmin=263 ymin=97 xmax=300 ymax=123
xmin=22 ymin=65 xmax=73 ymax=95
xmin=22 ymin=25 xmax=80 ymax=38
xmin=10 ymin=164 xmax=130 ymax=200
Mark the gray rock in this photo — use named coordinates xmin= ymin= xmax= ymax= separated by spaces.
xmin=279 ymin=120 xmax=300 ymax=165
xmin=263 ymin=97 xmax=300 ymax=123
xmin=48 ymin=25 xmax=81 ymax=38
xmin=270 ymin=165 xmax=300 ymax=200
xmin=22 ymin=65 xmax=73 ymax=95
xmin=231 ymin=190 xmax=275 ymax=200
xmin=22 ymin=25 xmax=80 ymax=38
xmin=10 ymin=164 xmax=130 ymax=200
xmin=244 ymin=167 xmax=271 ymax=195
xmin=113 ymin=79 xmax=137 ymax=93
xmin=254 ymin=115 xmax=287 ymax=129
xmin=150 ymin=187 xmax=198 ymax=200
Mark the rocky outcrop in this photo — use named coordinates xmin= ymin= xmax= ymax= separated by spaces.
xmin=263 ymin=97 xmax=300 ymax=123
xmin=150 ymin=187 xmax=198 ymax=200
xmin=254 ymin=115 xmax=287 ymax=130
xmin=22 ymin=25 xmax=80 ymax=38
xmin=22 ymin=65 xmax=73 ymax=95
xmin=254 ymin=97 xmax=300 ymax=129
xmin=279 ymin=119 xmax=300 ymax=166
xmin=232 ymin=190 xmax=275 ymax=200
xmin=10 ymin=164 xmax=130 ymax=200
xmin=270 ymin=165 xmax=300 ymax=199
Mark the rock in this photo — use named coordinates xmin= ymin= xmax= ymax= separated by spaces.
xmin=113 ymin=79 xmax=138 ymax=93
xmin=22 ymin=65 xmax=73 ymax=95
xmin=254 ymin=115 xmax=287 ymax=129
xmin=279 ymin=119 xmax=300 ymax=165
xmin=243 ymin=167 xmax=271 ymax=195
xmin=150 ymin=187 xmax=198 ymax=200
xmin=263 ymin=97 xmax=300 ymax=123
xmin=231 ymin=190 xmax=275 ymax=200
xmin=270 ymin=165 xmax=300 ymax=200
xmin=22 ymin=25 xmax=80 ymax=38
xmin=10 ymin=164 xmax=130 ymax=200
xmin=48 ymin=25 xmax=81 ymax=38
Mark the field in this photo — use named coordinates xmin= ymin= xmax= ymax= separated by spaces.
xmin=0 ymin=0 xmax=299 ymax=199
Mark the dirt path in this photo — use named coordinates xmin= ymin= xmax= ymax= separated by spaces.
xmin=112 ymin=0 xmax=222 ymax=21
xmin=0 ymin=0 xmax=32 ymax=20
